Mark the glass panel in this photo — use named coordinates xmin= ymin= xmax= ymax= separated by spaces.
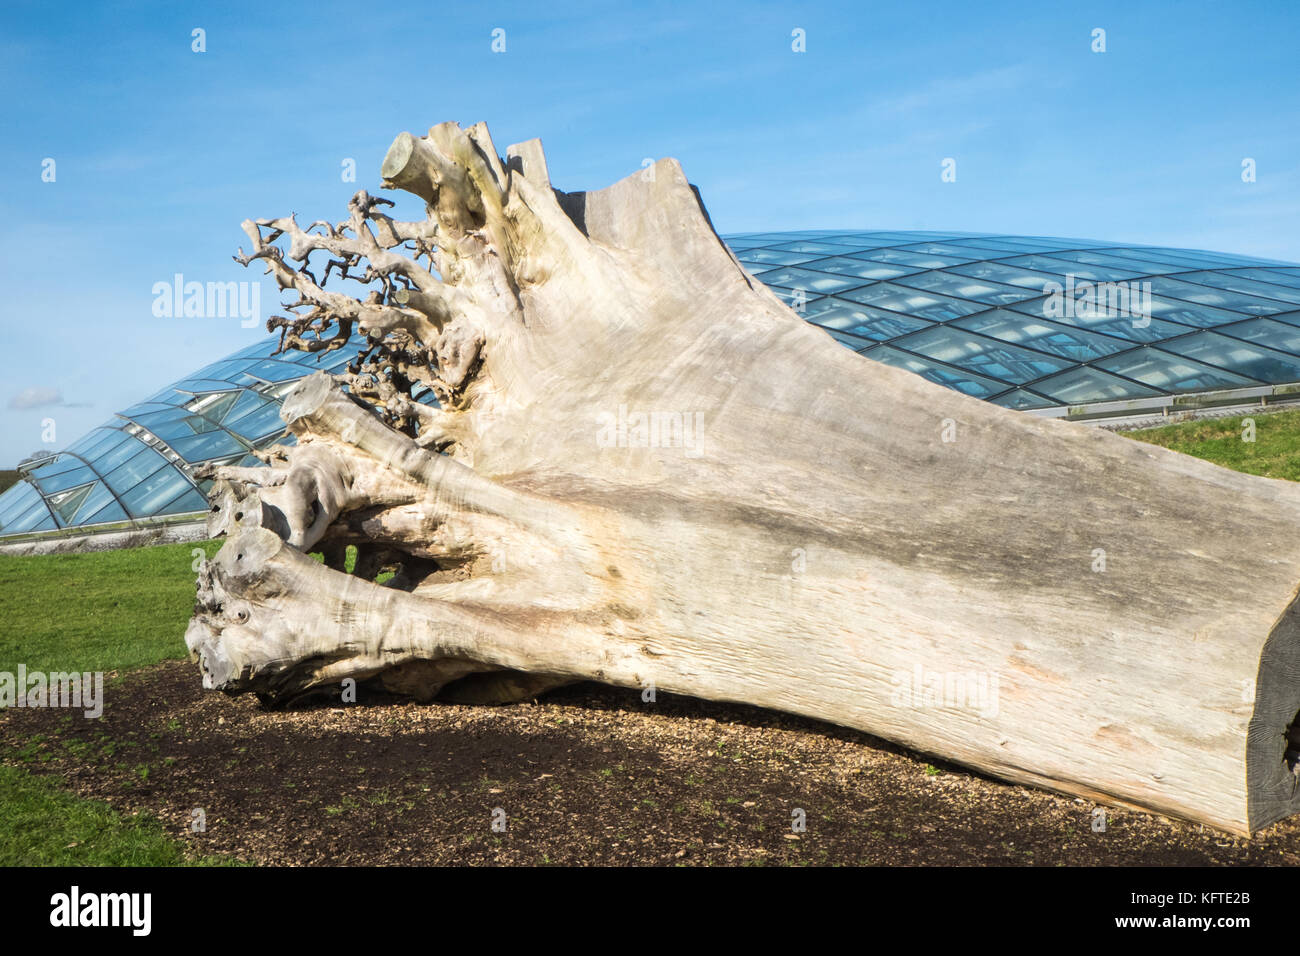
xmin=156 ymin=487 xmax=208 ymax=516
xmin=223 ymin=389 xmax=272 ymax=424
xmin=173 ymin=378 xmax=239 ymax=393
xmin=1146 ymin=277 xmax=1290 ymax=315
xmin=770 ymin=288 xmax=822 ymax=310
xmin=233 ymin=360 xmax=307 ymax=383
xmin=71 ymin=481 xmax=116 ymax=525
xmin=224 ymin=400 xmax=289 ymax=440
xmin=1215 ymin=318 xmax=1300 ymax=354
xmin=1262 ymin=310 xmax=1300 ymax=329
xmin=182 ymin=413 xmax=221 ymax=435
xmin=92 ymin=433 xmax=154 ymax=474
xmin=891 ymin=242 xmax=981 ymax=259
xmin=989 ymin=388 xmax=1054 ymax=409
xmin=67 ymin=427 xmax=131 ymax=461
xmin=799 ymin=235 xmax=902 ymax=249
xmin=184 ymin=389 xmax=243 ymax=422
xmin=1094 ymin=348 xmax=1258 ymax=391
xmin=1000 ymin=255 xmax=1144 ymax=282
xmin=32 ymin=465 xmax=97 ymax=494
xmin=1028 ymin=366 xmax=1162 ymax=404
xmin=821 ymin=328 xmax=876 ymax=350
xmin=102 ymin=446 xmax=168 ymax=495
xmin=22 ymin=454 xmax=83 ymax=479
xmin=125 ymin=408 xmax=182 ymax=432
xmin=1157 ymin=331 xmax=1300 ymax=384
xmin=1109 ymin=247 xmax=1258 ymax=270
xmin=892 ymin=271 xmax=1039 ymax=305
xmin=849 ymin=249 xmax=971 ymax=269
xmin=1144 ymin=293 xmax=1245 ymax=328
xmin=840 ymin=283 xmax=987 ymax=321
xmin=946 ymin=260 xmax=1065 ymax=289
xmin=756 ymin=267 xmax=871 ymax=295
xmin=859 ymin=346 xmax=1009 ymax=398
xmin=891 ymin=326 xmax=1072 ymax=385
xmin=168 ymin=430 xmax=248 ymax=462
xmin=770 ymin=240 xmax=859 ymax=254
xmin=2 ymin=496 xmax=56 ymax=535
xmin=18 ymin=513 xmax=57 ymax=534
xmin=119 ymin=465 xmax=194 ymax=518
xmin=1241 ymin=268 xmax=1300 ymax=290
xmin=803 ymin=298 xmax=933 ymax=341
xmin=803 ymin=257 xmax=920 ymax=281
xmin=123 ymin=411 xmax=205 ymax=443
xmin=79 ymin=501 xmax=128 ymax=527
xmin=1005 ymin=297 xmax=1203 ymax=342
xmin=951 ymin=310 xmax=1131 ymax=361
xmin=1046 ymin=248 xmax=1186 ymax=274
xmin=0 ymin=482 xmax=43 ymax=528
xmin=47 ymin=482 xmax=94 ymax=526
xmin=734 ymin=248 xmax=821 ymax=266
xmin=1170 ymin=271 xmax=1300 ymax=306
xmin=261 ymin=379 xmax=302 ymax=401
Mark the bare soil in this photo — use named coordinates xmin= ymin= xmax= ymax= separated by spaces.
xmin=2 ymin=660 xmax=1297 ymax=866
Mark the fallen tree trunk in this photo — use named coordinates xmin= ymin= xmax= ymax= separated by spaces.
xmin=186 ymin=120 xmax=1300 ymax=835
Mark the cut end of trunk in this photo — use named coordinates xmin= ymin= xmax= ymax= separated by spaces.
xmin=380 ymin=130 xmax=417 ymax=182
xmin=1247 ymin=596 xmax=1300 ymax=832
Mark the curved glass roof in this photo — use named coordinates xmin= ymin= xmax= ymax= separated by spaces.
xmin=0 ymin=341 xmax=360 ymax=538
xmin=728 ymin=230 xmax=1300 ymax=411
xmin=4 ymin=230 xmax=1300 ymax=539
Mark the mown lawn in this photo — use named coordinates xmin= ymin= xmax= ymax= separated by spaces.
xmin=0 ymin=539 xmax=223 ymax=675
xmin=1122 ymin=406 xmax=1300 ymax=481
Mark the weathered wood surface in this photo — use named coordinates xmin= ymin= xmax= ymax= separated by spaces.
xmin=186 ymin=121 xmax=1300 ymax=835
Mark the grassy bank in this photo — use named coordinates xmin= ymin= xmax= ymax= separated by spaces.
xmin=1122 ymin=407 xmax=1300 ymax=481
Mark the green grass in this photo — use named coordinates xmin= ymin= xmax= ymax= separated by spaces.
xmin=0 ymin=538 xmax=242 ymax=865
xmin=0 ymin=764 xmax=237 ymax=866
xmin=1122 ymin=407 xmax=1300 ymax=481
xmin=0 ymin=539 xmax=222 ymax=674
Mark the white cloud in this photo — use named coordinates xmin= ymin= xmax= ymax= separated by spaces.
xmin=8 ymin=386 xmax=65 ymax=410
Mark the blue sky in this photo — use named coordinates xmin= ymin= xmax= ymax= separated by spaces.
xmin=1 ymin=0 xmax=1297 ymax=464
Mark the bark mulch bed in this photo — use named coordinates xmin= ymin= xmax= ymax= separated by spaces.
xmin=2 ymin=659 xmax=1296 ymax=866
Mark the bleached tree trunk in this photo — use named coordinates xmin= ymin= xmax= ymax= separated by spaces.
xmin=186 ymin=121 xmax=1300 ymax=835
